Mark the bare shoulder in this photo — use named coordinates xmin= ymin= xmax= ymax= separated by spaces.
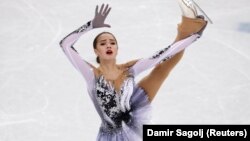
xmin=118 ymin=59 xmax=139 ymax=70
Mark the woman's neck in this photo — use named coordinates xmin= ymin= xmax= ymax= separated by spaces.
xmin=99 ymin=60 xmax=119 ymax=74
xmin=98 ymin=60 xmax=124 ymax=81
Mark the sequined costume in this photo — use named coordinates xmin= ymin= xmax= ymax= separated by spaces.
xmin=59 ymin=20 xmax=201 ymax=141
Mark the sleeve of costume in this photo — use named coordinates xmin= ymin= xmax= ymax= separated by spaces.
xmin=59 ymin=21 xmax=95 ymax=93
xmin=130 ymin=34 xmax=200 ymax=76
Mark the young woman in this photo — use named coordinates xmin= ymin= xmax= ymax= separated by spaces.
xmin=59 ymin=0 xmax=208 ymax=140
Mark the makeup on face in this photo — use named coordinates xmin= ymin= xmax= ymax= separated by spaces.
xmin=94 ymin=33 xmax=118 ymax=62
xmin=97 ymin=34 xmax=117 ymax=55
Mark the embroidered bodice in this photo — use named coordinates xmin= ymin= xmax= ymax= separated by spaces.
xmin=95 ymin=74 xmax=134 ymax=127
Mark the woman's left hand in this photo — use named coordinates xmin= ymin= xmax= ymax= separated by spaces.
xmin=92 ymin=4 xmax=111 ymax=28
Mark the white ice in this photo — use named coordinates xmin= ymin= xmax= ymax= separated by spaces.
xmin=0 ymin=0 xmax=250 ymax=140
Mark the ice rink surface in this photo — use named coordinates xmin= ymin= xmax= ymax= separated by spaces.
xmin=0 ymin=0 xmax=250 ymax=140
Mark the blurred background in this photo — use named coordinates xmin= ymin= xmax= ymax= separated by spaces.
xmin=0 ymin=0 xmax=250 ymax=140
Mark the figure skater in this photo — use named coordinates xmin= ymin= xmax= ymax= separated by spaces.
xmin=59 ymin=0 xmax=208 ymax=140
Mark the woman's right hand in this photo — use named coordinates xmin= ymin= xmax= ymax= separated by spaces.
xmin=92 ymin=4 xmax=111 ymax=28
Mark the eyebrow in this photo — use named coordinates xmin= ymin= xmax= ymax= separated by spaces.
xmin=99 ymin=39 xmax=116 ymax=42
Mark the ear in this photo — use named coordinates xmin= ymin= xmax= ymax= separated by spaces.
xmin=94 ymin=49 xmax=99 ymax=56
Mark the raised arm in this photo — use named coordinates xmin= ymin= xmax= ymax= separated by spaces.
xmin=130 ymin=33 xmax=201 ymax=76
xmin=59 ymin=4 xmax=112 ymax=94
xmin=59 ymin=20 xmax=94 ymax=84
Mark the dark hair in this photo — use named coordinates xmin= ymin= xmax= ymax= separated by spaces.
xmin=93 ymin=32 xmax=117 ymax=64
